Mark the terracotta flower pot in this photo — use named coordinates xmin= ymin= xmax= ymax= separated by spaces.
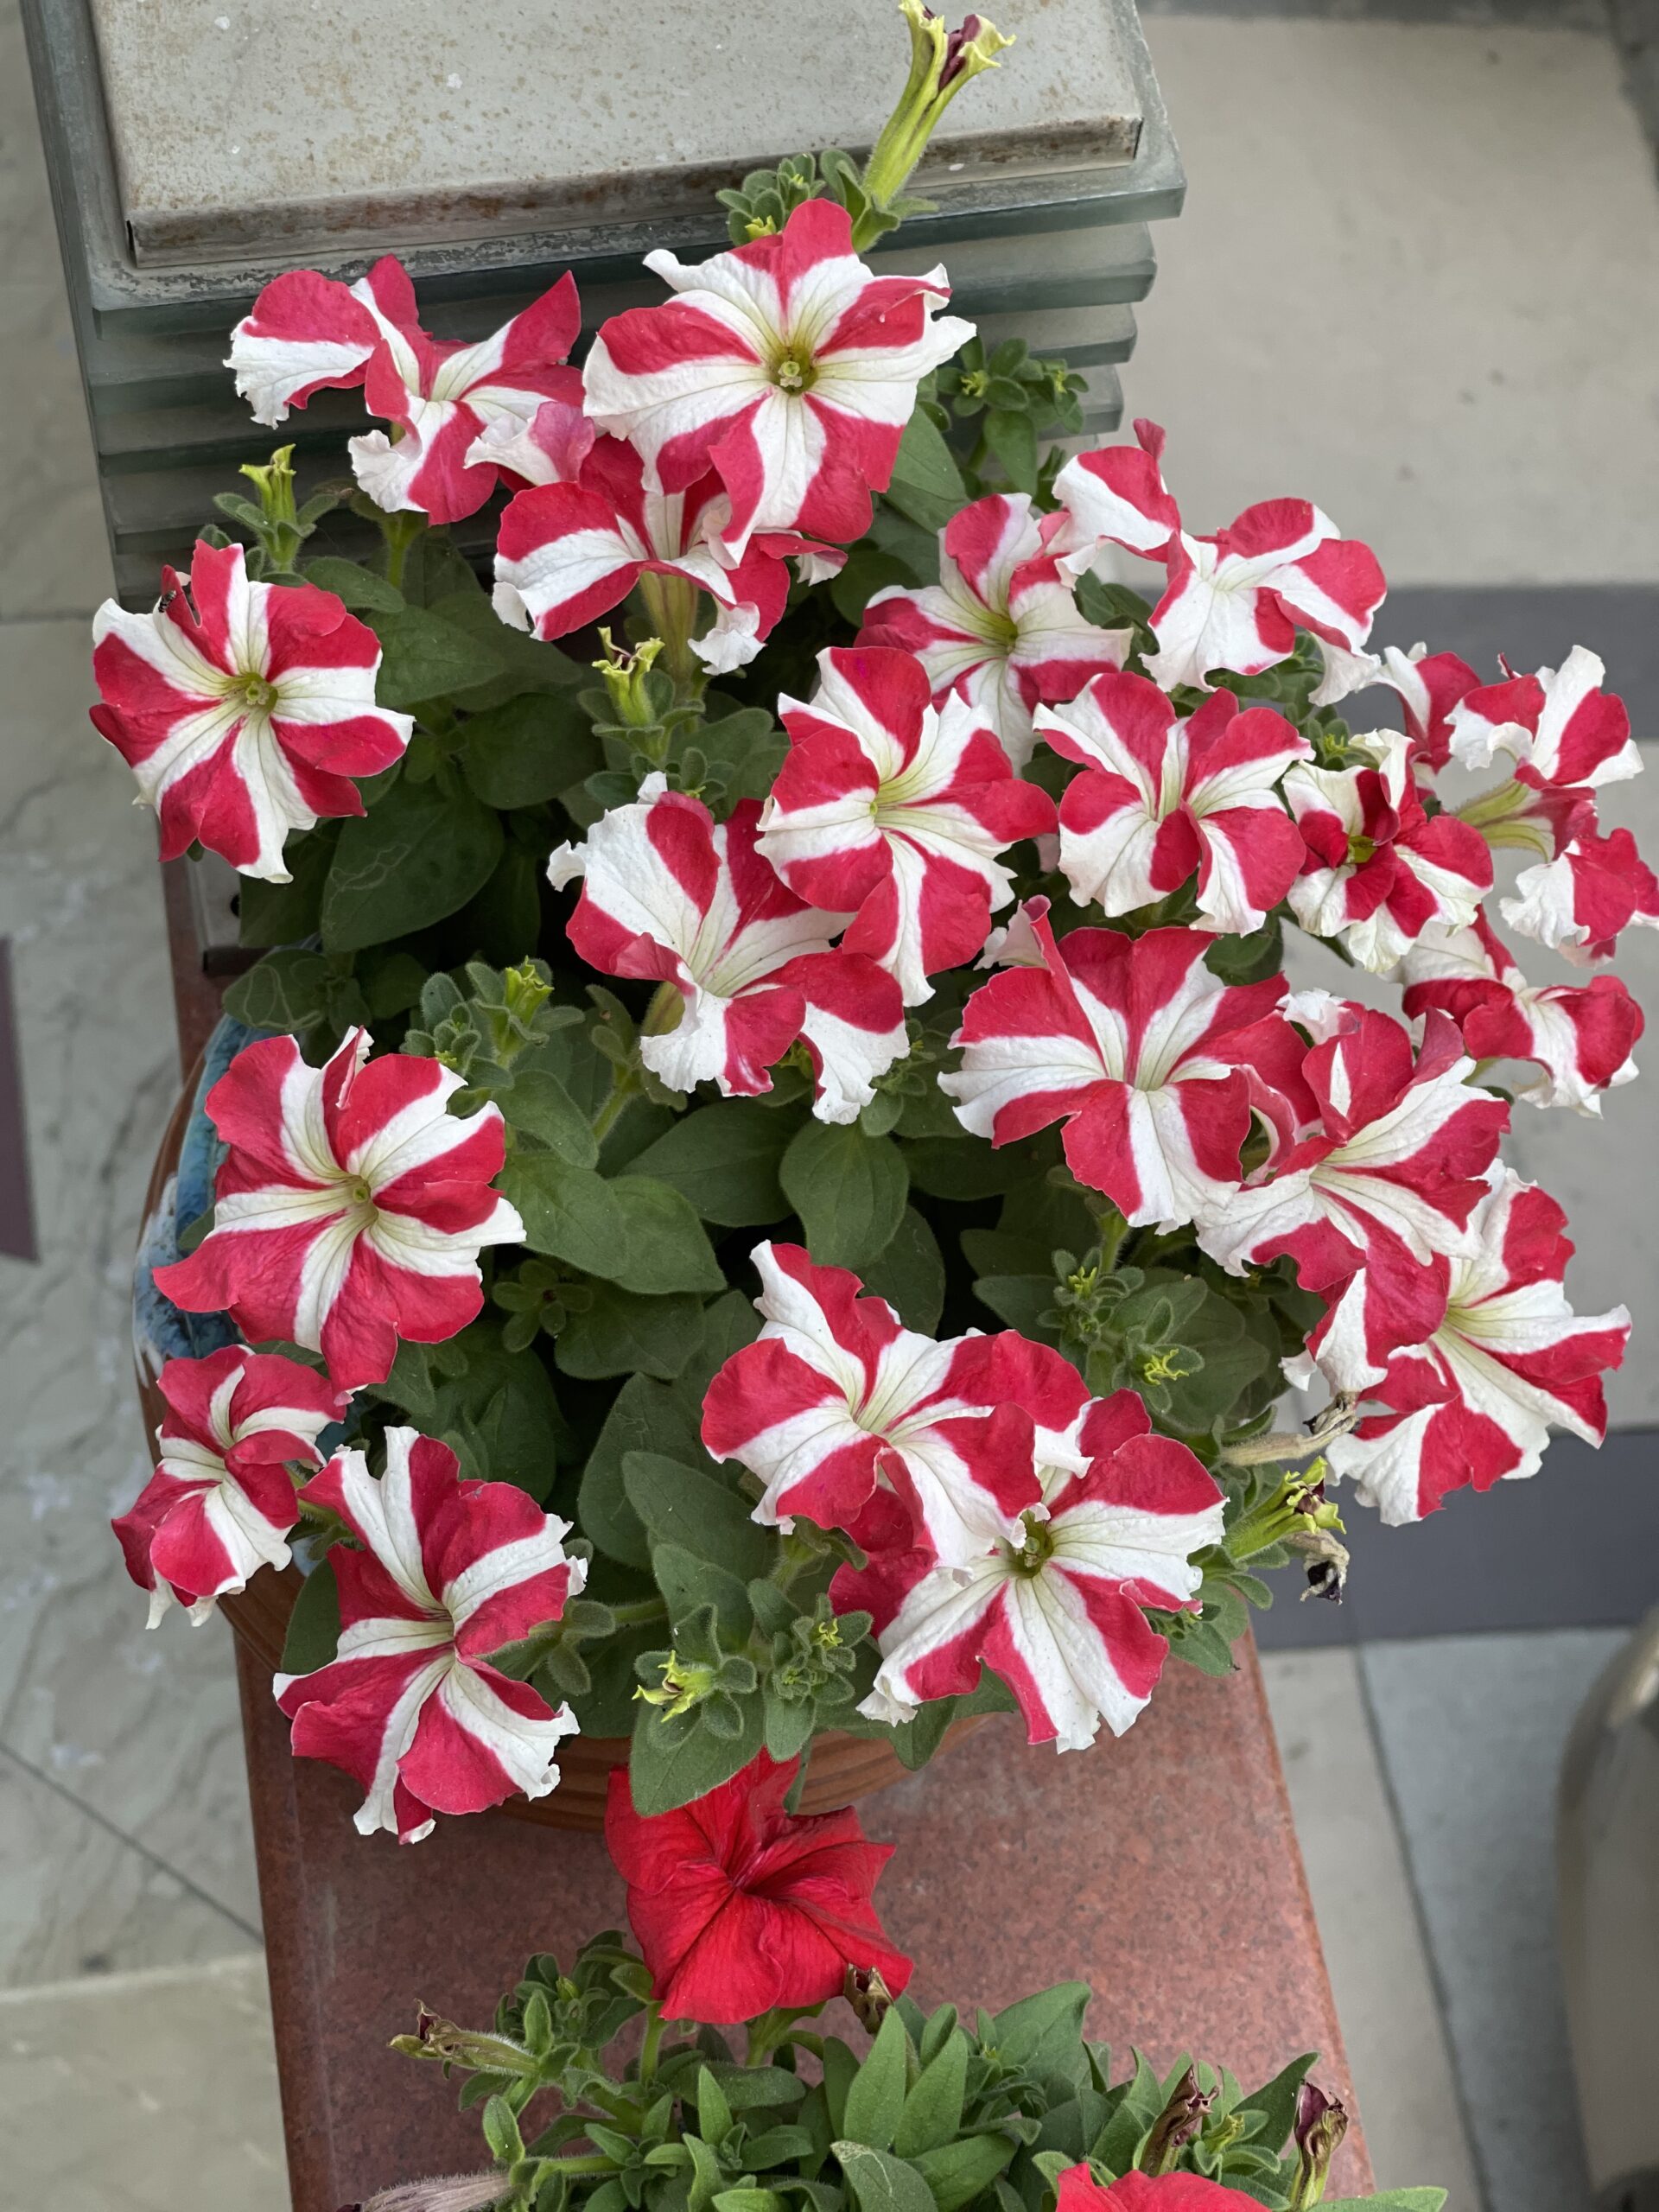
xmin=134 ymin=1056 xmax=977 ymax=1834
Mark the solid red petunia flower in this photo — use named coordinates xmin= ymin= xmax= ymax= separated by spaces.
xmin=1056 ymin=2165 xmax=1267 ymax=2211
xmin=604 ymin=1751 xmax=912 ymax=2024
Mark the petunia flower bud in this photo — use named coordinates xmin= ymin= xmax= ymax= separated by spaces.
xmin=1291 ymin=2080 xmax=1349 ymax=2207
xmin=861 ymin=3 xmax=1014 ymax=222
xmin=845 ymin=1963 xmax=895 ymax=2034
xmin=1141 ymin=2064 xmax=1215 ymax=2174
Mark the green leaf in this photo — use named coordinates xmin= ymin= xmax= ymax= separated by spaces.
xmin=842 ymin=2008 xmax=909 ymax=2153
xmin=429 ymin=587 xmax=587 ymax=706
xmin=909 ymin=2137 xmax=1016 ymax=2212
xmin=278 ymin=1558 xmax=340 ymax=1674
xmin=901 ymin=1137 xmax=1039 ymax=1202
xmin=983 ymin=409 xmax=1039 ymax=496
xmin=1233 ymin=2052 xmax=1315 ymax=2157
xmin=883 ymin=408 xmax=968 ymax=533
xmin=321 ymin=776 xmax=504 ymax=951
xmin=459 ymin=690 xmax=602 ymax=809
xmin=699 ymin=2065 xmax=736 ymax=2145
xmin=1320 ymin=2198 xmax=1446 ymax=2211
xmin=301 ymin=556 xmax=404 ymax=612
xmin=860 ymin=1206 xmax=944 ymax=1332
xmin=626 ymin=1101 xmax=800 ymax=1225
xmin=833 ymin=2145 xmax=936 ymax=2212
xmin=363 ymin=1317 xmax=563 ymax=1500
xmin=714 ymin=2192 xmax=787 ymax=2212
xmin=652 ymin=1542 xmax=754 ymax=1639
xmin=987 ymin=1983 xmax=1090 ymax=2082
xmin=629 ymin=1690 xmax=764 ymax=1814
xmin=972 ymin=1275 xmax=1057 ymax=1338
xmin=222 ymin=947 xmax=334 ymax=1034
xmin=578 ymin=1376 xmax=706 ymax=1568
xmin=238 ymin=823 xmax=339 ymax=946
xmin=556 ymin=1287 xmax=704 ymax=1380
xmin=781 ymin=1122 xmax=908 ymax=1268
xmin=499 ymin=1152 xmax=626 ymax=1274
xmin=369 ymin=605 xmax=506 ymax=709
xmin=481 ymin=2093 xmax=524 ymax=2164
xmin=609 ymin=1177 xmax=727 ymax=1295
xmin=622 ymin=1453 xmax=775 ymax=1580
xmin=501 ymin=1067 xmax=598 ymax=1167
xmin=893 ymin=2035 xmax=967 ymax=2158
xmin=1090 ymin=2051 xmax=1165 ymax=2175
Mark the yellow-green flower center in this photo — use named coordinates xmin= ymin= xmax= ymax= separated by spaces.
xmin=232 ymin=670 xmax=281 ymax=714
xmin=770 ymin=348 xmax=815 ymax=394
xmin=1346 ymin=832 xmax=1377 ymax=867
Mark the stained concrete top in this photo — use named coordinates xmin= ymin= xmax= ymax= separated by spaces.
xmin=90 ymin=0 xmax=1144 ymax=264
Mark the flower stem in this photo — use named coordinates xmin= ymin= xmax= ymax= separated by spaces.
xmin=382 ymin=509 xmax=426 ymax=593
xmin=638 ymin=2002 xmax=665 ymax=2086
xmin=610 ymin=1599 xmax=670 ymax=1628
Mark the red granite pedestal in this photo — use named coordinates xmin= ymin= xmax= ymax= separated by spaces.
xmin=162 ymin=859 xmax=1371 ymax=2210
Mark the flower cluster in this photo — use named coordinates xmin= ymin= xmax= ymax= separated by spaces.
xmin=102 ymin=24 xmax=1640 ymax=1864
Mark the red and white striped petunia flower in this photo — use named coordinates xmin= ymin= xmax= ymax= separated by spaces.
xmin=1400 ymin=912 xmax=1643 ymax=1115
xmin=856 ymin=492 xmax=1133 ymax=766
xmin=493 ymin=435 xmax=803 ymax=675
xmin=1049 ymin=419 xmax=1386 ymax=696
xmin=940 ymin=904 xmax=1303 ymax=1231
xmin=1376 ymin=642 xmax=1481 ymax=781
xmin=1035 ymin=671 xmax=1312 ymax=933
xmin=1501 ymin=820 xmax=1659 ymax=966
xmin=1447 ymin=646 xmax=1642 ymax=791
xmin=276 ymin=1428 xmax=582 ymax=1842
xmin=582 ymin=200 xmax=972 ymax=556
xmin=113 ymin=1348 xmax=346 ymax=1625
xmin=702 ymin=1242 xmax=1090 ymax=1569
xmin=1325 ymin=1173 xmax=1630 ymax=1523
xmin=228 ymin=256 xmax=584 ymax=524
xmin=464 ymin=396 xmax=596 ymax=490
xmin=154 ymin=1030 xmax=524 ymax=1392
xmin=548 ymin=778 xmax=906 ymax=1123
xmin=833 ymin=1390 xmax=1225 ymax=1750
xmin=91 ymin=541 xmax=413 ymax=882
xmin=1196 ymin=1001 xmax=1509 ymax=1392
xmin=1284 ymin=733 xmax=1493 ymax=971
xmin=756 ymin=645 xmax=1056 ymax=1005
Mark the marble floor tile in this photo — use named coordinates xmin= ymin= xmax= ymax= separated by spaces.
xmin=0 ymin=1747 xmax=253 ymax=1985
xmin=1262 ymin=1649 xmax=1485 ymax=2210
xmin=0 ymin=1952 xmax=285 ymax=2209
xmin=1133 ymin=18 xmax=1659 ymax=583
xmin=0 ymin=620 xmax=260 ymax=1928
xmin=1362 ymin=1629 xmax=1626 ymax=2212
xmin=0 ymin=2 xmax=114 ymax=619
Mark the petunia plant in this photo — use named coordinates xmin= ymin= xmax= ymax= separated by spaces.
xmin=358 ymin=1795 xmax=1445 ymax=2211
xmin=105 ymin=4 xmax=1643 ymax=1847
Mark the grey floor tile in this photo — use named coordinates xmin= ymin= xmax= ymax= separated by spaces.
xmin=1131 ymin=18 xmax=1659 ymax=584
xmin=0 ymin=620 xmax=260 ymax=1927
xmin=1362 ymin=1629 xmax=1627 ymax=2212
xmin=0 ymin=1748 xmax=253 ymax=1986
xmin=1262 ymin=1649 xmax=1485 ymax=2209
xmin=0 ymin=1953 xmax=285 ymax=2209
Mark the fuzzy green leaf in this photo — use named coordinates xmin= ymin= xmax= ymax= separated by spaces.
xmin=893 ymin=2035 xmax=967 ymax=2158
xmin=629 ymin=1690 xmax=764 ymax=1814
xmin=841 ymin=2008 xmax=909 ymax=2153
xmin=622 ymin=1453 xmax=775 ymax=1580
xmin=834 ymin=2145 xmax=936 ymax=2212
xmin=652 ymin=1542 xmax=754 ymax=1639
xmin=321 ymin=776 xmax=504 ymax=950
xmin=609 ymin=1176 xmax=728 ymax=1295
xmin=626 ymin=1101 xmax=800 ymax=1225
xmin=370 ymin=605 xmax=505 ymax=709
xmin=500 ymin=1067 xmax=597 ymax=1167
xmin=781 ymin=1122 xmax=908 ymax=1268
xmin=302 ymin=556 xmax=404 ymax=612
xmin=499 ymin=1152 xmax=626 ymax=1275
xmin=279 ymin=1558 xmax=340 ymax=1674
xmin=459 ymin=690 xmax=601 ymax=809
xmin=555 ymin=1286 xmax=703 ymax=1380
xmin=861 ymin=1206 xmax=945 ymax=1332
xmin=910 ymin=2136 xmax=1017 ymax=2212
xmin=883 ymin=408 xmax=968 ymax=532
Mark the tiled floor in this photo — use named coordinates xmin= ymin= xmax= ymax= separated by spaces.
xmin=4 ymin=2 xmax=1658 ymax=2208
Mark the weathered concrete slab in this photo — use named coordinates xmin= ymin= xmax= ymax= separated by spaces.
xmin=89 ymin=0 xmax=1145 ymax=263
